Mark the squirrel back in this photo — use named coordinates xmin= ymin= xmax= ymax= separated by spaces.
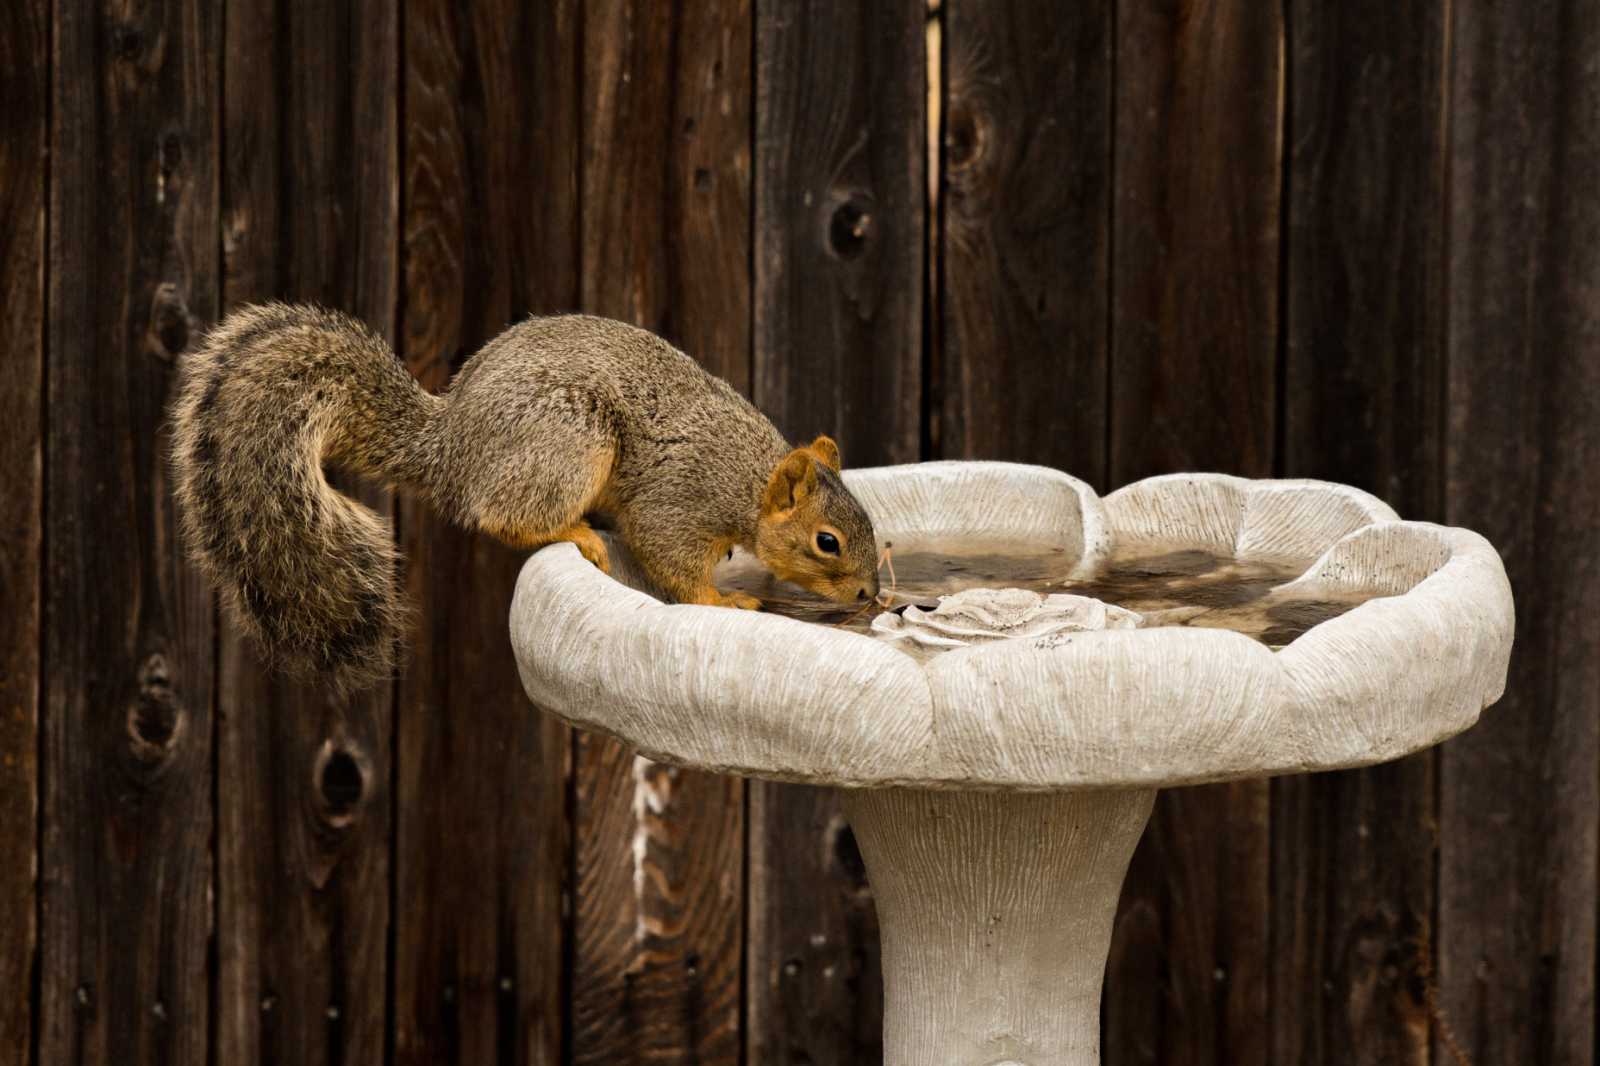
xmin=171 ymin=303 xmax=881 ymax=692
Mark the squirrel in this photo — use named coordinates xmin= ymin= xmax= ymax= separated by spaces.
xmin=170 ymin=302 xmax=881 ymax=691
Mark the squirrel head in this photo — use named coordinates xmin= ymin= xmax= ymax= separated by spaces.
xmin=755 ymin=436 xmax=880 ymax=604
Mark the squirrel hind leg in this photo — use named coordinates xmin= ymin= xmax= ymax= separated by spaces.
xmin=470 ymin=436 xmax=617 ymax=569
xmin=492 ymin=519 xmax=611 ymax=573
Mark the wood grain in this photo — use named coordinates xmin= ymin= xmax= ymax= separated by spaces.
xmin=216 ymin=2 xmax=398 ymax=1063
xmin=750 ymin=1 xmax=924 ymax=1061
xmin=41 ymin=0 xmax=219 ymax=1062
xmin=0 ymin=0 xmax=46 ymax=1057
xmin=754 ymin=0 xmax=925 ymax=467
xmin=395 ymin=2 xmax=578 ymax=1064
xmin=1439 ymin=2 xmax=1600 ymax=1062
xmin=1274 ymin=2 xmax=1449 ymax=1062
xmin=572 ymin=2 xmax=752 ymax=1061
xmin=1106 ymin=2 xmax=1283 ymax=1063
xmin=747 ymin=785 xmax=885 ymax=1065
xmin=1109 ymin=0 xmax=1283 ymax=483
xmin=18 ymin=5 xmax=1600 ymax=1063
xmin=940 ymin=0 xmax=1111 ymax=485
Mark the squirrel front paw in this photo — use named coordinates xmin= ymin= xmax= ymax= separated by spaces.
xmin=687 ymin=587 xmax=762 ymax=610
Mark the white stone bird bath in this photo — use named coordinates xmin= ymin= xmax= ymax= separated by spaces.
xmin=509 ymin=462 xmax=1514 ymax=1066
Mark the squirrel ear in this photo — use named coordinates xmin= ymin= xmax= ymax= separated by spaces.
xmin=808 ymin=434 xmax=841 ymax=472
xmin=763 ymin=448 xmax=819 ymax=515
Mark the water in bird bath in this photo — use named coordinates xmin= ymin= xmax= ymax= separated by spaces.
xmin=715 ymin=540 xmax=1387 ymax=657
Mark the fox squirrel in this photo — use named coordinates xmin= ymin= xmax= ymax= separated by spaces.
xmin=170 ymin=303 xmax=881 ymax=690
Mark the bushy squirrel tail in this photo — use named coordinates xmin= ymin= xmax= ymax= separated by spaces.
xmin=170 ymin=302 xmax=443 ymax=691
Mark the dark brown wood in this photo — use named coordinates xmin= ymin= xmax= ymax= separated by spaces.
xmin=754 ymin=0 xmax=925 ymax=467
xmin=41 ymin=0 xmax=218 ymax=1062
xmin=1439 ymin=2 xmax=1600 ymax=1063
xmin=394 ymin=2 xmax=579 ymax=1064
xmin=940 ymin=0 xmax=1110 ymax=485
xmin=747 ymin=786 xmax=885 ymax=1065
xmin=1106 ymin=3 xmax=1282 ymax=1064
xmin=216 ymin=2 xmax=398 ymax=1063
xmin=1109 ymin=0 xmax=1283 ymax=483
xmin=20 ymin=4 xmax=1600 ymax=1062
xmin=750 ymin=2 xmax=924 ymax=1062
xmin=0 ymin=0 xmax=47 ymax=1058
xmin=571 ymin=3 xmax=751 ymax=1062
xmin=1272 ymin=761 xmax=1435 ymax=1065
xmin=1273 ymin=3 xmax=1449 ymax=1062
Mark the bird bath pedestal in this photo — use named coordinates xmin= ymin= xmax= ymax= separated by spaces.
xmin=510 ymin=463 xmax=1513 ymax=1066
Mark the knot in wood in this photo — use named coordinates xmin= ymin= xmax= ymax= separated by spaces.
xmin=111 ymin=22 xmax=145 ymax=62
xmin=827 ymin=195 xmax=875 ymax=260
xmin=944 ymin=105 xmax=984 ymax=170
xmin=126 ymin=653 xmax=184 ymax=763
xmin=149 ymin=282 xmax=190 ymax=359
xmin=312 ymin=741 xmax=368 ymax=829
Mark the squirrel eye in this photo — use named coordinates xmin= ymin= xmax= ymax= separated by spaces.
xmin=815 ymin=531 xmax=841 ymax=555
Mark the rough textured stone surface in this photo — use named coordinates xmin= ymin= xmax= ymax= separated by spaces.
xmin=843 ymin=788 xmax=1156 ymax=1065
xmin=510 ymin=462 xmax=1514 ymax=790
xmin=510 ymin=461 xmax=1514 ymax=1066
xmin=870 ymin=589 xmax=1140 ymax=652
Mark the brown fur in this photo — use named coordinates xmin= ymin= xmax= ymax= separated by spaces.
xmin=169 ymin=302 xmax=880 ymax=690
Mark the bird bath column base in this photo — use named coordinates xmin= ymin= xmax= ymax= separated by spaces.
xmin=840 ymin=787 xmax=1157 ymax=1066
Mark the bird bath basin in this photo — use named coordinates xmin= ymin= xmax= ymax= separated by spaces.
xmin=509 ymin=462 xmax=1513 ymax=1066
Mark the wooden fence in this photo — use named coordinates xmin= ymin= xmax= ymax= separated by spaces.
xmin=2 ymin=1 xmax=1596 ymax=1063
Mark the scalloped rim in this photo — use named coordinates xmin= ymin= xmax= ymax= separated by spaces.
xmin=509 ymin=462 xmax=1514 ymax=790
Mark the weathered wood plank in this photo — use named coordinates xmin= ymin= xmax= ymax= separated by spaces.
xmin=1109 ymin=0 xmax=1283 ymax=484
xmin=394 ymin=2 xmax=578 ymax=1063
xmin=1274 ymin=2 xmax=1449 ymax=1062
xmin=572 ymin=2 xmax=751 ymax=1061
xmin=41 ymin=0 xmax=219 ymax=1062
xmin=750 ymin=1 xmax=924 ymax=1062
xmin=1106 ymin=2 xmax=1283 ymax=1064
xmin=940 ymin=0 xmax=1110 ymax=485
xmin=1439 ymin=2 xmax=1600 ymax=1062
xmin=0 ymin=0 xmax=47 ymax=1058
xmin=0 ymin=0 xmax=47 ymax=1056
xmin=216 ymin=2 xmax=398 ymax=1063
xmin=754 ymin=0 xmax=925 ymax=468
xmin=747 ymin=785 xmax=885 ymax=1065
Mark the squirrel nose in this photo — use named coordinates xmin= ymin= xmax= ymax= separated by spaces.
xmin=861 ymin=575 xmax=880 ymax=600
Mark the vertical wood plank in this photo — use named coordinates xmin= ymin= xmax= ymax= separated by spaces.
xmin=394 ymin=2 xmax=578 ymax=1064
xmin=940 ymin=0 xmax=1111 ymax=485
xmin=1439 ymin=2 xmax=1600 ymax=1063
xmin=750 ymin=1 xmax=924 ymax=1062
xmin=216 ymin=2 xmax=398 ymax=1063
xmin=0 ymin=0 xmax=48 ymax=1058
xmin=1109 ymin=0 xmax=1283 ymax=484
xmin=572 ymin=2 xmax=751 ymax=1062
xmin=1105 ymin=3 xmax=1283 ymax=1064
xmin=754 ymin=0 xmax=925 ymax=468
xmin=41 ymin=0 xmax=219 ymax=1062
xmin=1274 ymin=2 xmax=1449 ymax=1063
